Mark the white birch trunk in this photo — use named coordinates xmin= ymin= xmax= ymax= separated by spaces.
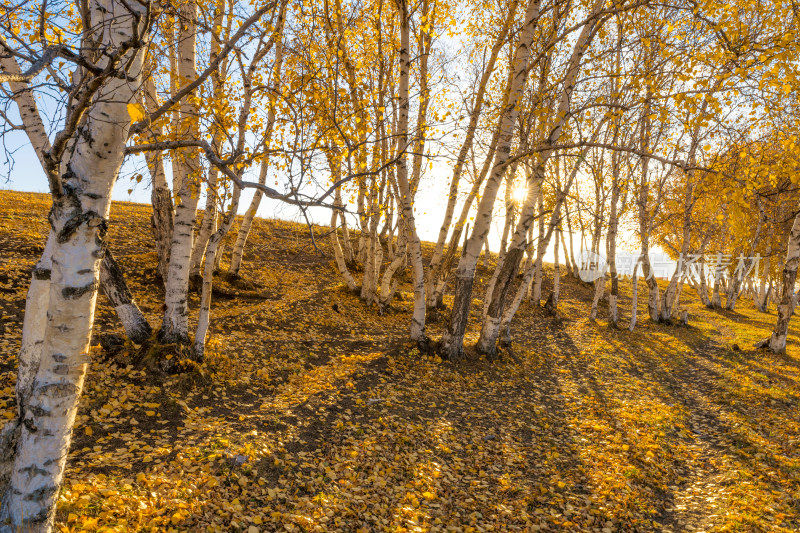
xmin=228 ymin=18 xmax=286 ymax=277
xmin=544 ymin=227 xmax=560 ymax=315
xmin=161 ymin=0 xmax=201 ymax=344
xmin=194 ymin=185 xmax=241 ymax=359
xmin=440 ymin=0 xmax=542 ymax=359
xmin=189 ymin=169 xmax=219 ymax=282
xmin=424 ymin=9 xmax=514 ymax=304
xmin=757 ymin=208 xmax=800 ymax=353
xmin=0 ymin=2 xmax=145 ymax=528
xmin=144 ymin=76 xmax=174 ymax=286
xmin=99 ymin=250 xmax=152 ymax=344
xmin=629 ymin=262 xmax=640 ymax=331
xmin=395 ymin=1 xmax=426 ymax=341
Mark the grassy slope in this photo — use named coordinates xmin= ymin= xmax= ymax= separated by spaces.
xmin=0 ymin=189 xmax=799 ymax=533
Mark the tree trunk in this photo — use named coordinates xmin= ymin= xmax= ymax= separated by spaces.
xmin=756 ymin=209 xmax=800 ymax=353
xmin=710 ymin=253 xmax=723 ymax=308
xmin=330 ymin=179 xmax=358 ymax=292
xmin=100 ymin=250 xmax=152 ymax=344
xmin=429 ymin=126 xmax=502 ymax=307
xmin=483 ymin=174 xmax=517 ymax=317
xmin=394 ymin=0 xmax=426 ymax=342
xmin=229 ymin=14 xmax=285 ymax=277
xmin=229 ymin=162 xmax=268 ymax=277
xmin=161 ymin=0 xmax=202 ymax=344
xmin=144 ymin=78 xmax=174 ymax=287
xmin=194 ymin=186 xmax=241 ymax=359
xmin=545 ymin=228 xmax=561 ymax=315
xmin=439 ymin=0 xmax=543 ymax=358
xmin=0 ymin=2 xmax=145 ymax=527
xmin=189 ymin=170 xmax=219 ymax=282
xmin=425 ymin=15 xmax=516 ymax=306
xmin=629 ymin=261 xmax=640 ymax=331
xmin=606 ymin=177 xmax=620 ymax=327
xmin=590 ymin=274 xmax=605 ymax=321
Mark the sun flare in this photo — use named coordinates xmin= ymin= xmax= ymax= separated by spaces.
xmin=511 ymin=183 xmax=528 ymax=203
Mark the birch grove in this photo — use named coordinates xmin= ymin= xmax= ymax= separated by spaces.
xmin=1 ymin=0 xmax=800 ymax=528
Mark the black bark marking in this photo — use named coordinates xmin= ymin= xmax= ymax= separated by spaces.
xmin=62 ymin=280 xmax=98 ymax=300
xmin=57 ymin=210 xmax=106 ymax=243
xmin=36 ymin=382 xmax=79 ymax=398
xmin=32 ymin=267 xmax=51 ymax=280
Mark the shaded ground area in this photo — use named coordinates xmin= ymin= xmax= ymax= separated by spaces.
xmin=0 ymin=190 xmax=799 ymax=532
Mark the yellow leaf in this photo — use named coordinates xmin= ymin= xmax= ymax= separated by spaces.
xmin=127 ymin=103 xmax=146 ymax=123
xmin=84 ymin=426 xmax=93 ymax=436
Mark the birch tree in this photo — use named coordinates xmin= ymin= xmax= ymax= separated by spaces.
xmin=0 ymin=1 xmax=150 ymax=529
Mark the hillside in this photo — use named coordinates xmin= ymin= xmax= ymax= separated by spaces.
xmin=1 ymin=190 xmax=799 ymax=532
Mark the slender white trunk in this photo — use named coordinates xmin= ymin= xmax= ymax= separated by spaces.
xmin=189 ymin=169 xmax=219 ymax=281
xmin=194 ymin=186 xmax=241 ymax=359
xmin=228 ymin=17 xmax=286 ymax=276
xmin=330 ymin=188 xmax=359 ymax=292
xmin=629 ymin=261 xmax=640 ymax=331
xmin=161 ymin=0 xmax=201 ymax=343
xmin=394 ymin=3 xmax=426 ymax=341
xmin=230 ymin=160 xmax=271 ymax=276
xmin=544 ymin=227 xmax=560 ymax=315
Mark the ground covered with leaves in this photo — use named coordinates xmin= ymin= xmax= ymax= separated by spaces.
xmin=1 ymin=190 xmax=799 ymax=532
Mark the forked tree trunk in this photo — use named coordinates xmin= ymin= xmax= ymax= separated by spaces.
xmin=483 ymin=175 xmax=517 ymax=317
xmin=429 ymin=126 xmax=502 ymax=307
xmin=425 ymin=15 xmax=515 ymax=306
xmin=439 ymin=0 xmax=541 ymax=359
xmin=477 ymin=168 xmax=543 ymax=354
xmin=0 ymin=3 xmax=145 ymax=528
xmin=329 ymin=177 xmax=358 ymax=292
xmin=756 ymin=209 xmax=800 ymax=353
xmin=379 ymin=217 xmax=408 ymax=307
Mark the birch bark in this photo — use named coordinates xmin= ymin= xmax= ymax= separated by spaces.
xmin=161 ymin=0 xmax=202 ymax=343
xmin=0 ymin=1 xmax=146 ymax=528
xmin=440 ymin=0 xmax=542 ymax=358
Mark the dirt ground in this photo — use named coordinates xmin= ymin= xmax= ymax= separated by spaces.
xmin=0 ymin=190 xmax=798 ymax=532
